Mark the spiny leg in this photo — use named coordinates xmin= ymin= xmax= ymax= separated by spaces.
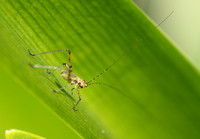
xmin=47 ymin=63 xmax=68 ymax=74
xmin=73 ymin=88 xmax=81 ymax=111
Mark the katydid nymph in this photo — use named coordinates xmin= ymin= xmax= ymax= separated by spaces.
xmin=28 ymin=11 xmax=174 ymax=111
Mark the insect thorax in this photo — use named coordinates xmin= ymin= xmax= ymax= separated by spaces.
xmin=61 ymin=70 xmax=87 ymax=88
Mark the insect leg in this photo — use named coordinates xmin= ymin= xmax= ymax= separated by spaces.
xmin=73 ymin=88 xmax=81 ymax=111
xmin=67 ymin=50 xmax=72 ymax=71
xmin=47 ymin=63 xmax=68 ymax=74
xmin=71 ymin=88 xmax=75 ymax=95
xmin=67 ymin=50 xmax=73 ymax=82
xmin=29 ymin=63 xmax=66 ymax=70
xmin=28 ymin=49 xmax=71 ymax=56
xmin=28 ymin=49 xmax=72 ymax=75
xmin=53 ymin=83 xmax=73 ymax=92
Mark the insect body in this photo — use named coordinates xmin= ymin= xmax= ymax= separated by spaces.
xmin=61 ymin=70 xmax=87 ymax=89
xmin=28 ymin=11 xmax=174 ymax=111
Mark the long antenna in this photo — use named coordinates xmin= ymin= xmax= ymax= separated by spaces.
xmin=87 ymin=11 xmax=174 ymax=84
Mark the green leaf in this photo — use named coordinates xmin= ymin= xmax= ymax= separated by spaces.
xmin=5 ymin=129 xmax=45 ymax=139
xmin=0 ymin=0 xmax=200 ymax=138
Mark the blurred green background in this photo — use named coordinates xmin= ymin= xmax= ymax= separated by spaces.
xmin=133 ymin=0 xmax=200 ymax=70
xmin=0 ymin=0 xmax=200 ymax=139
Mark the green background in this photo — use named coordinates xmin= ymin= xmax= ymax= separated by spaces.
xmin=133 ymin=0 xmax=200 ymax=70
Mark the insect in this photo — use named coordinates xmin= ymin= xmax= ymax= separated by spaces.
xmin=28 ymin=11 xmax=174 ymax=111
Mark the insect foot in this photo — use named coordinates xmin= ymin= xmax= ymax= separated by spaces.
xmin=28 ymin=49 xmax=35 ymax=56
xmin=73 ymin=106 xmax=78 ymax=111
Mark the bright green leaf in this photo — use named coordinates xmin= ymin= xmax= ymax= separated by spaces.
xmin=0 ymin=0 xmax=200 ymax=138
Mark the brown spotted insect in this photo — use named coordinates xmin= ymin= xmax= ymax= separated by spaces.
xmin=28 ymin=11 xmax=174 ymax=111
xmin=28 ymin=49 xmax=88 ymax=111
